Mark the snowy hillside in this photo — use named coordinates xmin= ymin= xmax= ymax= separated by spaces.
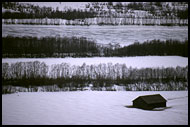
xmin=2 ymin=91 xmax=188 ymax=125
xmin=2 ymin=2 xmax=188 ymax=26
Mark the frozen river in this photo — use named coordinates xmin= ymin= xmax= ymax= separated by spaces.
xmin=2 ymin=24 xmax=188 ymax=46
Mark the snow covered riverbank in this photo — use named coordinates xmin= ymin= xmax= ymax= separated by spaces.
xmin=2 ymin=91 xmax=188 ymax=125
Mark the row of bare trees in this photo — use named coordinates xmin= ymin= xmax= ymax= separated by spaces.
xmin=2 ymin=61 xmax=188 ymax=80
xmin=2 ymin=61 xmax=188 ymax=93
xmin=2 ymin=18 xmax=188 ymax=26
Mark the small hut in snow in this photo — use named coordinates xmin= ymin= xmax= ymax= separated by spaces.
xmin=132 ymin=94 xmax=167 ymax=110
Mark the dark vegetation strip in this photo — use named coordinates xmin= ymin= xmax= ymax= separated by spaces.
xmin=2 ymin=2 xmax=188 ymax=26
xmin=113 ymin=40 xmax=188 ymax=57
xmin=2 ymin=36 xmax=188 ymax=57
xmin=2 ymin=2 xmax=188 ymax=20
xmin=2 ymin=61 xmax=188 ymax=93
xmin=2 ymin=2 xmax=96 ymax=20
xmin=2 ymin=9 xmax=96 ymax=20
xmin=2 ymin=36 xmax=100 ymax=57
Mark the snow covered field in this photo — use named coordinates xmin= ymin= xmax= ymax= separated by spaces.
xmin=2 ymin=56 xmax=188 ymax=68
xmin=2 ymin=91 xmax=188 ymax=125
xmin=2 ymin=24 xmax=188 ymax=46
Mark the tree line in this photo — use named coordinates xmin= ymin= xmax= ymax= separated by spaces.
xmin=113 ymin=39 xmax=188 ymax=57
xmin=2 ymin=18 xmax=188 ymax=26
xmin=2 ymin=36 xmax=188 ymax=57
xmin=2 ymin=8 xmax=96 ymax=20
xmin=2 ymin=2 xmax=96 ymax=20
xmin=2 ymin=61 xmax=188 ymax=93
xmin=2 ymin=80 xmax=187 ymax=94
xmin=2 ymin=61 xmax=188 ymax=81
xmin=2 ymin=36 xmax=100 ymax=58
xmin=2 ymin=2 xmax=188 ymax=20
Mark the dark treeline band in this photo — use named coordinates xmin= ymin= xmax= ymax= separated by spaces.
xmin=2 ymin=36 xmax=188 ymax=57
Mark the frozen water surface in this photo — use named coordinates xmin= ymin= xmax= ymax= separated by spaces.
xmin=2 ymin=24 xmax=188 ymax=46
xmin=2 ymin=91 xmax=188 ymax=125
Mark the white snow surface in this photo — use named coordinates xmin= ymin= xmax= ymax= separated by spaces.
xmin=2 ymin=25 xmax=188 ymax=46
xmin=2 ymin=56 xmax=188 ymax=68
xmin=2 ymin=91 xmax=188 ymax=125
